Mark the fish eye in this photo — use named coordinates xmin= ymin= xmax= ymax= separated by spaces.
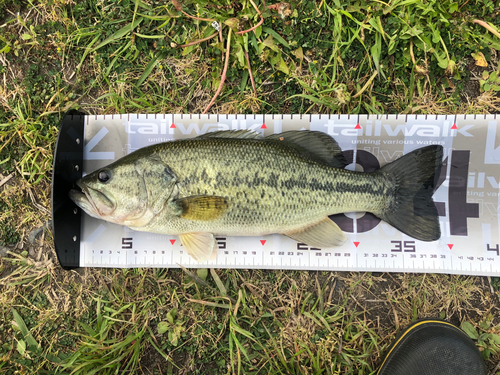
xmin=98 ymin=170 xmax=111 ymax=183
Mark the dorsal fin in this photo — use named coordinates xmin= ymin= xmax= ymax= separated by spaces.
xmin=196 ymin=130 xmax=262 ymax=139
xmin=266 ymin=131 xmax=348 ymax=168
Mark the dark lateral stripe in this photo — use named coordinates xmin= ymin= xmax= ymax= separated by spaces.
xmin=279 ymin=178 xmax=388 ymax=196
xmin=186 ymin=169 xmax=390 ymax=197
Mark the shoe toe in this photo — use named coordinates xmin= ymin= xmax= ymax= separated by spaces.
xmin=378 ymin=320 xmax=487 ymax=375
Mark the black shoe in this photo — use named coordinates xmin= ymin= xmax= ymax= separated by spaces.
xmin=377 ymin=319 xmax=487 ymax=375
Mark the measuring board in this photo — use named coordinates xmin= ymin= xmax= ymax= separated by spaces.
xmin=51 ymin=112 xmax=500 ymax=276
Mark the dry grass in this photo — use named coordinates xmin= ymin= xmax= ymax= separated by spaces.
xmin=1 ymin=0 xmax=500 ymax=373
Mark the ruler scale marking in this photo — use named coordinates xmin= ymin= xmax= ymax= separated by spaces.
xmin=71 ymin=114 xmax=500 ymax=275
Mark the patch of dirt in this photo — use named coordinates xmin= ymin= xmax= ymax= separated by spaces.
xmin=139 ymin=343 xmax=170 ymax=374
xmin=461 ymin=79 xmax=481 ymax=103
xmin=459 ymin=56 xmax=496 ymax=104
xmin=345 ymin=272 xmax=500 ymax=334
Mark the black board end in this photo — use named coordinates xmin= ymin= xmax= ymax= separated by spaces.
xmin=51 ymin=110 xmax=85 ymax=270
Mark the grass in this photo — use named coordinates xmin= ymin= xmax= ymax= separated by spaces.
xmin=0 ymin=0 xmax=500 ymax=373
xmin=1 ymin=267 xmax=499 ymax=374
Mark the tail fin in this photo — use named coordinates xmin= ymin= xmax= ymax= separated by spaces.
xmin=378 ymin=145 xmax=443 ymax=241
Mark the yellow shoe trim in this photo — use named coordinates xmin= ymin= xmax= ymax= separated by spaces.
xmin=377 ymin=320 xmax=459 ymax=375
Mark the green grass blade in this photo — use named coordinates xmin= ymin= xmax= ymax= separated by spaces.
xmin=210 ymin=268 xmax=227 ymax=297
xmin=230 ymin=319 xmax=255 ymax=340
xmin=137 ymin=55 xmax=159 ymax=86
xmin=135 ymin=33 xmax=166 ymax=39
xmin=11 ymin=308 xmax=40 ymax=353
xmin=92 ymin=18 xmax=143 ymax=52
xmin=76 ymin=34 xmax=100 ymax=70
xmin=262 ymin=27 xmax=290 ymax=48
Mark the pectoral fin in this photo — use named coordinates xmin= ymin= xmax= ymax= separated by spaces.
xmin=284 ymin=218 xmax=347 ymax=248
xmin=180 ymin=233 xmax=217 ymax=262
xmin=173 ymin=196 xmax=228 ymax=221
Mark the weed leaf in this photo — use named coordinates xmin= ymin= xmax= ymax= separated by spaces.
xmin=11 ymin=308 xmax=40 ymax=353
xmin=158 ymin=321 xmax=169 ymax=334
xmin=461 ymin=321 xmax=479 ymax=340
xmin=472 ymin=52 xmax=488 ymax=67
xmin=276 ymin=56 xmax=289 ymax=75
xmin=16 ymin=339 xmax=26 ymax=356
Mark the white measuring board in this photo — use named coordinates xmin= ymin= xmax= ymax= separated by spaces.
xmin=78 ymin=114 xmax=500 ymax=276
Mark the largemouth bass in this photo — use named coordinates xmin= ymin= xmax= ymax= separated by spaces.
xmin=69 ymin=130 xmax=443 ymax=262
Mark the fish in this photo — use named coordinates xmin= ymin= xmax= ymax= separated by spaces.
xmin=69 ymin=130 xmax=443 ymax=262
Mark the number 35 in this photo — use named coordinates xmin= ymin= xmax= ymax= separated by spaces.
xmin=391 ymin=240 xmax=416 ymax=252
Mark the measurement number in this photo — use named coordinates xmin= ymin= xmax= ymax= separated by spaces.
xmin=487 ymin=244 xmax=499 ymax=256
xmin=391 ymin=240 xmax=416 ymax=252
xmin=122 ymin=238 xmax=133 ymax=249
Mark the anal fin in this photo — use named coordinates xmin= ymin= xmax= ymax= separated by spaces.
xmin=284 ymin=218 xmax=347 ymax=248
xmin=180 ymin=233 xmax=216 ymax=262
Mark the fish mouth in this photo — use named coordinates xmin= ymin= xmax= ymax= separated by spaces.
xmin=69 ymin=181 xmax=115 ymax=219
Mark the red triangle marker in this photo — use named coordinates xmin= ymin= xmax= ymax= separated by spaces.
xmin=170 ymin=123 xmax=176 ymax=128
xmin=260 ymin=240 xmax=267 ymax=245
xmin=353 ymin=241 xmax=360 ymax=248
xmin=451 ymin=124 xmax=457 ymax=130
xmin=447 ymin=244 xmax=453 ymax=250
xmin=169 ymin=239 xmax=176 ymax=245
xmin=354 ymin=123 xmax=361 ymax=130
xmin=261 ymin=123 xmax=267 ymax=129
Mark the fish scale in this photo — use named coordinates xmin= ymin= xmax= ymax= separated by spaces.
xmin=139 ymin=137 xmax=391 ymax=236
xmin=70 ymin=130 xmax=443 ymax=263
